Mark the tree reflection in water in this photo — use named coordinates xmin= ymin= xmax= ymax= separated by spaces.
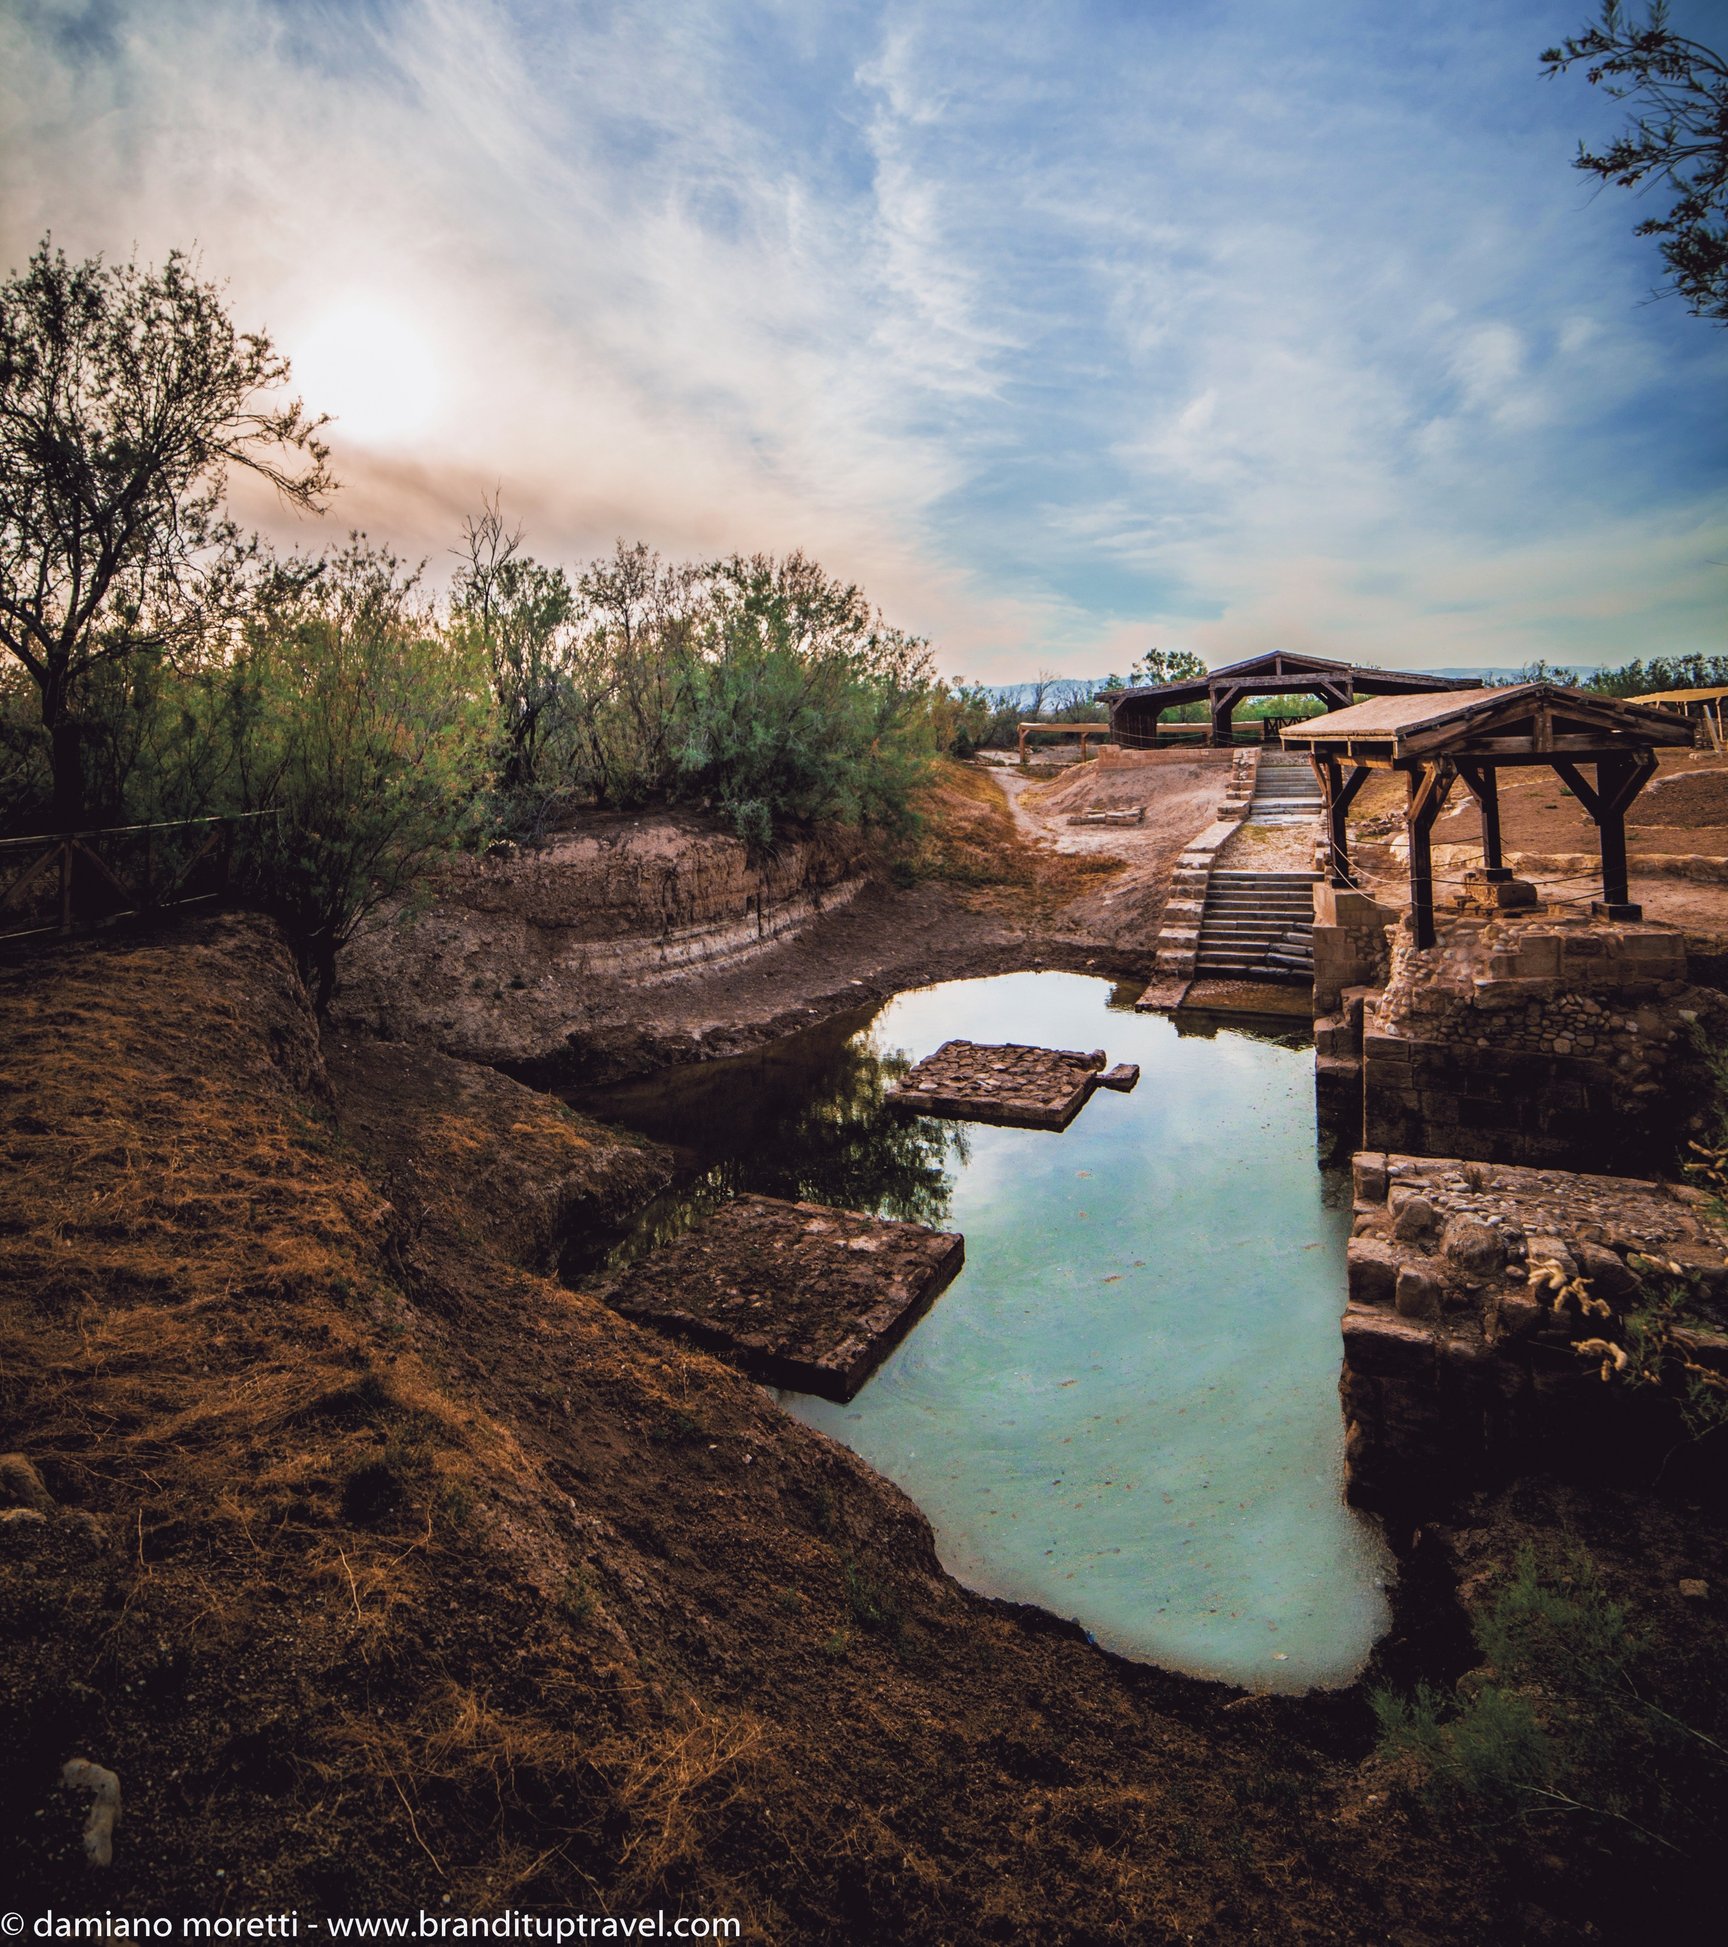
xmin=559 ymin=1002 xmax=962 ymax=1278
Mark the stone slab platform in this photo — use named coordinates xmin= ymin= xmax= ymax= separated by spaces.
xmin=885 ymin=1039 xmax=1124 ymax=1130
xmin=601 ymin=1194 xmax=964 ymax=1401
xmin=1066 ymin=806 xmax=1146 ymax=827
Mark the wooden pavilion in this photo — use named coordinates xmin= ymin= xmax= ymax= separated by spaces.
xmin=1280 ymin=684 xmax=1699 ymax=948
xmin=1631 ymin=685 xmax=1728 ymax=751
xmin=1107 ymin=650 xmax=1471 ymax=749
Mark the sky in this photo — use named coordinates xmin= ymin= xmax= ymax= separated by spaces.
xmin=3 ymin=0 xmax=1726 ymax=684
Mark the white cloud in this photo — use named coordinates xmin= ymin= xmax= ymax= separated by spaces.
xmin=1 ymin=0 xmax=1723 ymax=686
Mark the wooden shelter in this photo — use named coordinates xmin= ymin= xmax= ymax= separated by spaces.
xmin=1631 ymin=685 xmax=1728 ymax=751
xmin=1107 ymin=650 xmax=1470 ymax=749
xmin=1280 ymin=684 xmax=1698 ymax=948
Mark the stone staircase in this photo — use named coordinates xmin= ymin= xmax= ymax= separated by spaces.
xmin=1246 ymin=751 xmax=1323 ymax=824
xmin=1194 ymin=871 xmax=1320 ymax=983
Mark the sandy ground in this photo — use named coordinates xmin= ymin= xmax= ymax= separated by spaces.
xmin=1348 ymin=750 xmax=1728 ymax=946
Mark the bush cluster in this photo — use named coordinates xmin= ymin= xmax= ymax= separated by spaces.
xmin=0 ymin=518 xmax=959 ymax=1005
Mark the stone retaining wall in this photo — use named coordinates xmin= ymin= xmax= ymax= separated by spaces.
xmin=1340 ymin=1149 xmax=1728 ymax=1509
xmin=1360 ymin=908 xmax=1724 ymax=1173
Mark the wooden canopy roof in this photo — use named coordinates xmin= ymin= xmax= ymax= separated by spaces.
xmin=1279 ymin=682 xmax=1698 ymax=765
xmin=1283 ymin=683 xmax=1698 ymax=948
xmin=1631 ymin=685 xmax=1728 ymax=706
xmin=1110 ymin=648 xmax=1469 ymax=711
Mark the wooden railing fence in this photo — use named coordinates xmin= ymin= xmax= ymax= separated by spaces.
xmin=0 ymin=811 xmax=277 ymax=945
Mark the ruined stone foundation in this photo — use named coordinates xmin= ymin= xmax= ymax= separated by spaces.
xmin=1313 ymin=884 xmax=1727 ymax=1176
xmin=1340 ymin=1151 xmax=1728 ymax=1509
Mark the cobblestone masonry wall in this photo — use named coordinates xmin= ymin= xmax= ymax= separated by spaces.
xmin=1341 ymin=1150 xmax=1728 ymax=1508
xmin=1356 ymin=905 xmax=1728 ymax=1174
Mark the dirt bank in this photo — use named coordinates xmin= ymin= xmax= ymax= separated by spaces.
xmin=332 ymin=758 xmax=1228 ymax=1082
xmin=5 ymin=916 xmax=1724 ymax=1938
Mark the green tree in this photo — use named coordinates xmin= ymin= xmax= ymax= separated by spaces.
xmin=230 ymin=539 xmax=490 ymax=1009
xmin=452 ymin=496 xmax=578 ymax=822
xmin=1130 ymin=647 xmax=1208 ymax=686
xmin=1543 ymin=3 xmax=1728 ymax=322
xmin=682 ymin=552 xmax=937 ymax=850
xmin=0 ymin=238 xmax=333 ymax=828
xmin=573 ymin=539 xmax=702 ymax=805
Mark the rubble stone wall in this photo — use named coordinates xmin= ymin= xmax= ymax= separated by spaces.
xmin=1340 ymin=1150 xmax=1728 ymax=1509
xmin=1357 ymin=908 xmax=1725 ymax=1175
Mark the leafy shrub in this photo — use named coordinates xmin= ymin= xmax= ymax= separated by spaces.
xmin=1374 ymin=1545 xmax=1727 ymax=1896
xmin=225 ymin=538 xmax=492 ymax=1007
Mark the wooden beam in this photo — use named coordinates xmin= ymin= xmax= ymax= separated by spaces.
xmin=0 ymin=840 xmax=64 ymax=916
xmin=1406 ymin=759 xmax=1456 ymax=950
xmin=1455 ymin=762 xmax=1503 ymax=874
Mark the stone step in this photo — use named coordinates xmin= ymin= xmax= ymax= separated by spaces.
xmin=1202 ymin=912 xmax=1315 ymax=930
xmin=1199 ymin=923 xmax=1314 ymax=940
xmin=1206 ymin=907 xmax=1315 ymax=922
xmin=1205 ymin=892 xmax=1315 ymax=906
xmin=1199 ymin=924 xmax=1308 ymax=939
xmin=1210 ymin=870 xmax=1320 ymax=882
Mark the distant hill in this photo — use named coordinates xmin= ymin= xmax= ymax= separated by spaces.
xmin=1423 ymin=665 xmax=1604 ymax=684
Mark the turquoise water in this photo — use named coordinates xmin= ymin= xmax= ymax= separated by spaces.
xmin=571 ymin=971 xmax=1392 ymax=1692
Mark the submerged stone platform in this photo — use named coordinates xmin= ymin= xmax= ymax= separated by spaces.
xmin=885 ymin=1039 xmax=1136 ymax=1130
xmin=600 ymin=1194 xmax=964 ymax=1400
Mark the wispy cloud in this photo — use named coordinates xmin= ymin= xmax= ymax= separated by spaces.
xmin=2 ymin=0 xmax=1723 ymax=681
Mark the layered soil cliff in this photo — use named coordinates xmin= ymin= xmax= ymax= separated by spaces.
xmin=330 ymin=759 xmax=1230 ymax=1082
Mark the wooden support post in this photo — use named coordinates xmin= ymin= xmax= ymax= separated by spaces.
xmin=58 ymin=836 xmax=73 ymax=935
xmin=1314 ymin=755 xmax=1369 ymax=887
xmin=1554 ymin=752 xmax=1656 ymax=917
xmin=1211 ymin=687 xmax=1237 ymax=747
xmin=1599 ymin=771 xmax=1632 ymax=909
xmin=1456 ymin=763 xmax=1505 ymax=876
xmin=1406 ymin=760 xmax=1455 ymax=949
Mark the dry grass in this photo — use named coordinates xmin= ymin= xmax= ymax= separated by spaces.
xmin=903 ymin=759 xmax=1125 ymax=911
xmin=0 ymin=908 xmax=1565 ymax=1942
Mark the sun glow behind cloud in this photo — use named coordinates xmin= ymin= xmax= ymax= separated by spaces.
xmin=1 ymin=0 xmax=1723 ymax=681
xmin=293 ymin=298 xmax=444 ymax=448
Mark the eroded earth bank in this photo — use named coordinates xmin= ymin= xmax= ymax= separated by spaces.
xmin=4 ymin=757 xmax=1725 ymax=1943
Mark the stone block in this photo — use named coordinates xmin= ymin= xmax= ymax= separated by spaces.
xmin=1494 ymin=1292 xmax=1544 ymax=1340
xmin=1352 ymin=1152 xmax=1389 ymax=1204
xmin=1342 ymin=1303 xmax=1440 ymax=1377
xmin=1348 ymin=1238 xmax=1400 ymax=1307
xmin=1395 ymin=1262 xmax=1444 ymax=1321
xmin=604 ymin=1195 xmax=965 ymax=1401
xmin=888 ymin=1039 xmax=1109 ymax=1130
xmin=1572 ymin=1241 xmax=1637 ymax=1306
xmin=1391 ymin=1193 xmax=1439 ymax=1246
xmin=1443 ymin=1213 xmax=1505 ymax=1282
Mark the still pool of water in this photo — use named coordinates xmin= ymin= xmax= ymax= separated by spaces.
xmin=570 ymin=971 xmax=1392 ymax=1692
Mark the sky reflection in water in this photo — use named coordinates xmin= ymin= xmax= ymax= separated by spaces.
xmin=572 ymin=971 xmax=1391 ymax=1691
